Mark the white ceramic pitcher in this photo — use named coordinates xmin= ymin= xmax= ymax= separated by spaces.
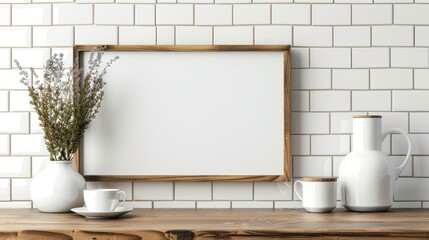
xmin=339 ymin=115 xmax=412 ymax=212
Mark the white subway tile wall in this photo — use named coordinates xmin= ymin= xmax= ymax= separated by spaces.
xmin=0 ymin=0 xmax=428 ymax=209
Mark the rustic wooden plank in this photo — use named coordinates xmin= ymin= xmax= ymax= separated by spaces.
xmin=1 ymin=209 xmax=429 ymax=239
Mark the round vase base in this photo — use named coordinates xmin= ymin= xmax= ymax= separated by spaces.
xmin=344 ymin=205 xmax=392 ymax=212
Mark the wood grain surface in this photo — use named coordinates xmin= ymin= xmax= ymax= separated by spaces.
xmin=1 ymin=208 xmax=429 ymax=239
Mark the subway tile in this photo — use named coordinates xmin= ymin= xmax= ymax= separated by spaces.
xmin=216 ymin=0 xmax=249 ymax=2
xmin=352 ymin=4 xmax=392 ymax=25
xmin=332 ymin=69 xmax=369 ymax=90
xmin=0 ymin=91 xmax=8 ymax=111
xmin=372 ymin=26 xmax=414 ymax=46
xmin=86 ymin=182 xmax=132 ymax=200
xmin=154 ymin=201 xmax=195 ymax=208
xmin=310 ymin=48 xmax=351 ymax=68
xmin=0 ymin=113 xmax=29 ymax=133
xmin=311 ymin=135 xmax=350 ymax=155
xmin=310 ymin=91 xmax=350 ymax=112
xmin=414 ymin=157 xmax=429 ymax=177
xmin=175 ymin=182 xmax=211 ymax=200
xmin=415 ymin=69 xmax=429 ymax=89
xmin=370 ymin=69 xmax=413 ymax=89
xmin=12 ymin=4 xmax=51 ymax=25
xmin=33 ymin=0 xmax=74 ymax=2
xmin=156 ymin=4 xmax=193 ymax=25
xmin=0 ymin=0 xmax=30 ymax=2
xmin=352 ymin=48 xmax=389 ymax=68
xmin=375 ymin=0 xmax=410 ymax=2
xmin=0 ymin=157 xmax=31 ymax=177
xmin=291 ymin=135 xmax=310 ymax=155
xmin=392 ymin=202 xmax=421 ymax=208
xmin=389 ymin=156 xmax=412 ymax=177
xmin=119 ymin=26 xmax=156 ymax=45
xmin=53 ymin=4 xmax=93 ymax=25
xmin=254 ymin=26 xmax=292 ymax=45
xmin=416 ymin=27 xmax=429 ymax=46
xmin=0 ymin=135 xmax=9 ymax=155
xmin=291 ymin=48 xmax=309 ymax=68
xmin=332 ymin=157 xmax=342 ymax=177
xmin=274 ymin=201 xmax=302 ymax=208
xmin=331 ymin=112 xmax=364 ymax=134
xmin=0 ymin=49 xmax=10 ymax=68
xmin=0 ymin=179 xmax=9 ymax=201
xmin=9 ymin=91 xmax=32 ymax=112
xmin=33 ymin=26 xmax=74 ymax=47
xmin=32 ymin=156 xmax=49 ymax=176
xmin=233 ymin=4 xmax=270 ymax=25
xmin=197 ymin=201 xmax=230 ymax=208
xmin=0 ymin=202 xmax=31 ymax=208
xmin=395 ymin=4 xmax=429 ymax=25
xmin=213 ymin=182 xmax=253 ymax=200
xmin=391 ymin=48 xmax=429 ymax=68
xmin=195 ymin=5 xmax=232 ymax=26
xmin=393 ymin=134 xmax=429 ymax=155
xmin=395 ymin=178 xmax=429 ymax=201
xmin=75 ymin=26 xmax=118 ymax=45
xmin=76 ymin=0 xmax=114 ymax=2
xmin=231 ymin=201 xmax=273 ymax=209
xmin=291 ymin=91 xmax=309 ymax=111
xmin=0 ymin=27 xmax=31 ymax=47
xmin=12 ymin=48 xmax=50 ymax=68
xmin=254 ymin=182 xmax=292 ymax=201
xmin=294 ymin=26 xmax=332 ymax=47
xmin=0 ymin=69 xmax=26 ymax=89
xmin=0 ymin=5 xmax=10 ymax=25
xmin=12 ymin=178 xmax=31 ymax=200
xmin=135 ymin=5 xmax=155 ymax=25
xmin=11 ymin=134 xmax=48 ymax=156
xmin=369 ymin=112 xmax=408 ymax=133
xmin=254 ymin=0 xmax=292 ymax=2
xmin=293 ymin=156 xmax=332 ymax=177
xmin=122 ymin=201 xmax=152 ymax=208
xmin=352 ymin=91 xmax=391 ymax=111
xmin=214 ymin=26 xmax=253 ymax=45
xmin=179 ymin=0 xmax=213 ymax=2
xmin=117 ymin=0 xmax=152 ymax=2
xmin=134 ymin=182 xmax=173 ymax=200
xmin=411 ymin=113 xmax=429 ymax=133
xmin=156 ymin=26 xmax=174 ymax=45
xmin=51 ymin=48 xmax=72 ymax=68
xmin=393 ymin=91 xmax=429 ymax=111
xmin=95 ymin=4 xmax=134 ymax=25
xmin=291 ymin=112 xmax=330 ymax=134
xmin=312 ymin=4 xmax=351 ymax=25
xmin=272 ymin=4 xmax=310 ymax=25
xmin=291 ymin=69 xmax=331 ymax=90
xmin=334 ymin=26 xmax=370 ymax=47
xmin=296 ymin=0 xmax=332 ymax=2
xmin=176 ymin=26 xmax=212 ymax=45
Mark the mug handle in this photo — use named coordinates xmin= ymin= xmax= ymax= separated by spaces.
xmin=294 ymin=180 xmax=303 ymax=200
xmin=382 ymin=128 xmax=412 ymax=180
xmin=116 ymin=191 xmax=126 ymax=208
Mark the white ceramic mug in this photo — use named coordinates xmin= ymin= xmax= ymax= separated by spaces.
xmin=294 ymin=177 xmax=337 ymax=213
xmin=84 ymin=189 xmax=126 ymax=212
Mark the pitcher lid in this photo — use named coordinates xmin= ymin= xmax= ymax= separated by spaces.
xmin=301 ymin=177 xmax=337 ymax=182
xmin=353 ymin=115 xmax=382 ymax=118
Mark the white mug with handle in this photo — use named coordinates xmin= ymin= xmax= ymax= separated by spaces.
xmin=294 ymin=177 xmax=337 ymax=213
xmin=84 ymin=189 xmax=126 ymax=212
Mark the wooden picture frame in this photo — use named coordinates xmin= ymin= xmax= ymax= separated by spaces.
xmin=73 ymin=45 xmax=291 ymax=182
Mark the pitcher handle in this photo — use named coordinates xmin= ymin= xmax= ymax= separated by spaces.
xmin=382 ymin=128 xmax=412 ymax=180
xmin=294 ymin=180 xmax=303 ymax=200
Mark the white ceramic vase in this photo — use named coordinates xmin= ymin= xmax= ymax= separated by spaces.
xmin=31 ymin=161 xmax=86 ymax=213
xmin=339 ymin=115 xmax=412 ymax=212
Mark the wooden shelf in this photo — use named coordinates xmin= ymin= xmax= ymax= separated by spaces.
xmin=1 ymin=208 xmax=429 ymax=239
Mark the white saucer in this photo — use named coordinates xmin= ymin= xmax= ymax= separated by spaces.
xmin=71 ymin=207 xmax=133 ymax=219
